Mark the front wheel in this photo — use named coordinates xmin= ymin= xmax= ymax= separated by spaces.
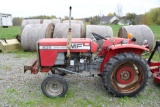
xmin=41 ymin=74 xmax=68 ymax=98
xmin=102 ymin=53 xmax=149 ymax=97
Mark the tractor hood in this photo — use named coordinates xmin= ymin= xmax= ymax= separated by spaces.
xmin=38 ymin=38 xmax=98 ymax=52
xmin=37 ymin=38 xmax=98 ymax=66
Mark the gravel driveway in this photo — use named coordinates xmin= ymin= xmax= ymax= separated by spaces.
xmin=0 ymin=53 xmax=160 ymax=107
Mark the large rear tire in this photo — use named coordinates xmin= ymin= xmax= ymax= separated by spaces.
xmin=41 ymin=74 xmax=68 ymax=98
xmin=102 ymin=53 xmax=149 ymax=97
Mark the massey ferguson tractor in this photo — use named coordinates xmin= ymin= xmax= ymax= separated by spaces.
xmin=24 ymin=7 xmax=160 ymax=98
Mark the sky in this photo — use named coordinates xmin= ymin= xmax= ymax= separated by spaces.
xmin=0 ymin=0 xmax=160 ymax=18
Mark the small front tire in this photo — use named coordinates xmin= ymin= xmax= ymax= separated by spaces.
xmin=41 ymin=74 xmax=68 ymax=98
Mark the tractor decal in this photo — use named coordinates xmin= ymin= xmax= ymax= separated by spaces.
xmin=39 ymin=43 xmax=90 ymax=50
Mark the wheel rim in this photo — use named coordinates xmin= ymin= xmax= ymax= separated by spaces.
xmin=46 ymin=80 xmax=63 ymax=96
xmin=111 ymin=63 xmax=144 ymax=93
xmin=116 ymin=66 xmax=135 ymax=84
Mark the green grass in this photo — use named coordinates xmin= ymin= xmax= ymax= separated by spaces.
xmin=2 ymin=78 xmax=160 ymax=107
xmin=0 ymin=26 xmax=21 ymax=39
xmin=149 ymin=25 xmax=160 ymax=35
xmin=149 ymin=25 xmax=160 ymax=40
xmin=145 ymin=25 xmax=160 ymax=61
xmin=108 ymin=24 xmax=122 ymax=36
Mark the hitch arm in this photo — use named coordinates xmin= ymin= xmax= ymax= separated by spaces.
xmin=148 ymin=41 xmax=160 ymax=64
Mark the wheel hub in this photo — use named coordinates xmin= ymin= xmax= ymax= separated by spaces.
xmin=52 ymin=84 xmax=58 ymax=89
xmin=116 ymin=67 xmax=135 ymax=84
xmin=121 ymin=71 xmax=131 ymax=80
xmin=46 ymin=81 xmax=63 ymax=96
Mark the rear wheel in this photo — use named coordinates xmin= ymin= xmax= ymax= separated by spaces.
xmin=41 ymin=74 xmax=68 ymax=98
xmin=102 ymin=53 xmax=149 ymax=97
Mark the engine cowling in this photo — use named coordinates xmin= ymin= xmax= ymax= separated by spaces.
xmin=37 ymin=38 xmax=98 ymax=67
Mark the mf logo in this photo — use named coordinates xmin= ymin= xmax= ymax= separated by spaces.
xmin=71 ymin=44 xmax=83 ymax=49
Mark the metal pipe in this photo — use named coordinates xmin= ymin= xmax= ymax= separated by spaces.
xmin=67 ymin=6 xmax=72 ymax=57
xmin=57 ymin=68 xmax=94 ymax=77
xmin=69 ymin=6 xmax=72 ymax=29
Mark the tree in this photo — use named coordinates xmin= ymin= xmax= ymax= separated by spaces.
xmin=50 ymin=15 xmax=56 ymax=19
xmin=84 ymin=18 xmax=89 ymax=22
xmin=12 ymin=15 xmax=58 ymax=26
xmin=142 ymin=7 xmax=160 ymax=25
xmin=142 ymin=13 xmax=151 ymax=25
xmin=64 ymin=16 xmax=69 ymax=20
xmin=84 ymin=16 xmax=100 ymax=25
xmin=12 ymin=17 xmax=23 ymax=26
xmin=108 ymin=13 xmax=114 ymax=16
xmin=149 ymin=7 xmax=160 ymax=25
xmin=126 ymin=13 xmax=136 ymax=25
xmin=115 ymin=4 xmax=123 ymax=17
xmin=28 ymin=15 xmax=57 ymax=19
xmin=157 ymin=17 xmax=160 ymax=25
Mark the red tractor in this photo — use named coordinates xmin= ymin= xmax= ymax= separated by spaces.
xmin=24 ymin=7 xmax=160 ymax=98
xmin=24 ymin=31 xmax=151 ymax=98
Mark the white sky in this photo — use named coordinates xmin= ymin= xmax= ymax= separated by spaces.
xmin=0 ymin=0 xmax=160 ymax=18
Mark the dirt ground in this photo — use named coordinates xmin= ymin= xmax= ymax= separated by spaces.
xmin=0 ymin=53 xmax=160 ymax=107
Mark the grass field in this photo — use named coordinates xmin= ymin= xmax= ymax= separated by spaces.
xmin=0 ymin=26 xmax=21 ymax=39
xmin=0 ymin=25 xmax=160 ymax=107
xmin=149 ymin=26 xmax=160 ymax=40
xmin=0 ymin=25 xmax=159 ymax=39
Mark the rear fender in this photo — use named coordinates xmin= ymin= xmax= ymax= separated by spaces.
xmin=100 ymin=44 xmax=149 ymax=73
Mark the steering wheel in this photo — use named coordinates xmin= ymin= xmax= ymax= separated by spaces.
xmin=91 ymin=32 xmax=107 ymax=40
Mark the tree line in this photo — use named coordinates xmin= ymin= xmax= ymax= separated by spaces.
xmin=12 ymin=15 xmax=57 ymax=26
xmin=13 ymin=7 xmax=160 ymax=26
xmin=142 ymin=7 xmax=160 ymax=25
xmin=84 ymin=7 xmax=160 ymax=25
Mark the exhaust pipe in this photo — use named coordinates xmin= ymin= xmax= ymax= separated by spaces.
xmin=67 ymin=6 xmax=72 ymax=57
xmin=69 ymin=6 xmax=72 ymax=30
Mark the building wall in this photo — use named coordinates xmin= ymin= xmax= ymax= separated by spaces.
xmin=0 ymin=13 xmax=12 ymax=26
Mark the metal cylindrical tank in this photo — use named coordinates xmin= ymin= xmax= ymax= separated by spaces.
xmin=43 ymin=19 xmax=61 ymax=25
xmin=63 ymin=20 xmax=85 ymax=38
xmin=86 ymin=25 xmax=113 ymax=39
xmin=118 ymin=25 xmax=154 ymax=51
xmin=21 ymin=19 xmax=42 ymax=31
xmin=53 ymin=23 xmax=81 ymax=38
xmin=21 ymin=23 xmax=55 ymax=51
